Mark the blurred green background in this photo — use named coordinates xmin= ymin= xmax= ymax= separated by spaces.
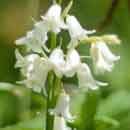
xmin=0 ymin=0 xmax=130 ymax=130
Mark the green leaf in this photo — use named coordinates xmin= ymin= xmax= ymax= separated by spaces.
xmin=78 ymin=90 xmax=100 ymax=130
xmin=97 ymin=90 xmax=130 ymax=118
xmin=1 ymin=115 xmax=45 ymax=130
xmin=61 ymin=0 xmax=73 ymax=18
xmin=95 ymin=116 xmax=119 ymax=130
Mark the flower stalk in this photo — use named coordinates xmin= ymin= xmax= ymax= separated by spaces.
xmin=46 ymin=31 xmax=58 ymax=130
xmin=46 ymin=72 xmax=54 ymax=130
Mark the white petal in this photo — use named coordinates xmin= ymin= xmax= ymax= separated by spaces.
xmin=96 ymin=55 xmax=113 ymax=73
xmin=91 ymin=41 xmax=120 ymax=74
xmin=91 ymin=43 xmax=112 ymax=74
xmin=42 ymin=4 xmax=66 ymax=33
xmin=15 ymin=50 xmax=25 ymax=68
xmin=67 ymin=39 xmax=79 ymax=51
xmin=98 ymin=42 xmax=120 ymax=62
xmin=15 ymin=37 xmax=27 ymax=45
xmin=66 ymin=15 xmax=86 ymax=39
xmin=66 ymin=15 xmax=95 ymax=48
xmin=77 ymin=63 xmax=107 ymax=90
xmin=26 ymin=54 xmax=39 ymax=62
xmin=64 ymin=49 xmax=80 ymax=77
xmin=44 ymin=4 xmax=61 ymax=21
xmin=51 ymin=92 xmax=73 ymax=121
xmin=26 ymin=59 xmax=50 ymax=93
xmin=34 ymin=28 xmax=48 ymax=45
xmin=34 ymin=21 xmax=48 ymax=31
xmin=26 ymin=27 xmax=48 ymax=53
xmin=16 ymin=53 xmax=51 ymax=94
xmin=49 ymin=48 xmax=65 ymax=77
xmin=54 ymin=116 xmax=71 ymax=130
xmin=16 ymin=28 xmax=48 ymax=54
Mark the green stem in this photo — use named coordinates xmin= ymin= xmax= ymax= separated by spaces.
xmin=79 ymin=90 xmax=99 ymax=130
xmin=50 ymin=32 xmax=57 ymax=50
xmin=45 ymin=32 xmax=59 ymax=130
xmin=46 ymin=72 xmax=54 ymax=130
xmin=45 ymin=74 xmax=61 ymax=130
xmin=46 ymin=0 xmax=62 ymax=126
xmin=53 ymin=77 xmax=62 ymax=105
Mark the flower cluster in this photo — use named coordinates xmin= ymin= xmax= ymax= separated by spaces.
xmin=15 ymin=3 xmax=120 ymax=130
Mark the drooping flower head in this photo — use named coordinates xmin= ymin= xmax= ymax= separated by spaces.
xmin=50 ymin=91 xmax=73 ymax=121
xmin=42 ymin=4 xmax=66 ymax=34
xmin=15 ymin=26 xmax=49 ymax=54
xmin=15 ymin=50 xmax=51 ymax=93
xmin=90 ymin=41 xmax=120 ymax=74
xmin=66 ymin=15 xmax=95 ymax=49
xmin=64 ymin=49 xmax=80 ymax=77
xmin=54 ymin=116 xmax=71 ymax=130
xmin=16 ymin=4 xmax=66 ymax=54
xmin=77 ymin=63 xmax=108 ymax=90
xmin=49 ymin=48 xmax=65 ymax=78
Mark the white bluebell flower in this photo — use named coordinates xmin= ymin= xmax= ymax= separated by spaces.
xmin=15 ymin=4 xmax=67 ymax=53
xmin=90 ymin=41 xmax=120 ymax=74
xmin=77 ymin=63 xmax=108 ymax=90
xmin=66 ymin=15 xmax=95 ymax=49
xmin=64 ymin=49 xmax=80 ymax=77
xmin=41 ymin=4 xmax=67 ymax=34
xmin=16 ymin=24 xmax=49 ymax=54
xmin=49 ymin=48 xmax=65 ymax=78
xmin=54 ymin=116 xmax=71 ymax=130
xmin=15 ymin=50 xmax=51 ymax=93
xmin=50 ymin=92 xmax=73 ymax=121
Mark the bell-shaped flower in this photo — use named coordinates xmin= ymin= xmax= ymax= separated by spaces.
xmin=64 ymin=49 xmax=80 ymax=77
xmin=33 ymin=21 xmax=49 ymax=51
xmin=42 ymin=4 xmax=66 ymax=34
xmin=77 ymin=63 xmax=107 ymax=90
xmin=15 ymin=50 xmax=51 ymax=93
xmin=49 ymin=48 xmax=65 ymax=78
xmin=90 ymin=41 xmax=120 ymax=74
xmin=66 ymin=15 xmax=95 ymax=49
xmin=16 ymin=21 xmax=49 ymax=54
xmin=54 ymin=116 xmax=71 ymax=130
xmin=50 ymin=92 xmax=73 ymax=121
